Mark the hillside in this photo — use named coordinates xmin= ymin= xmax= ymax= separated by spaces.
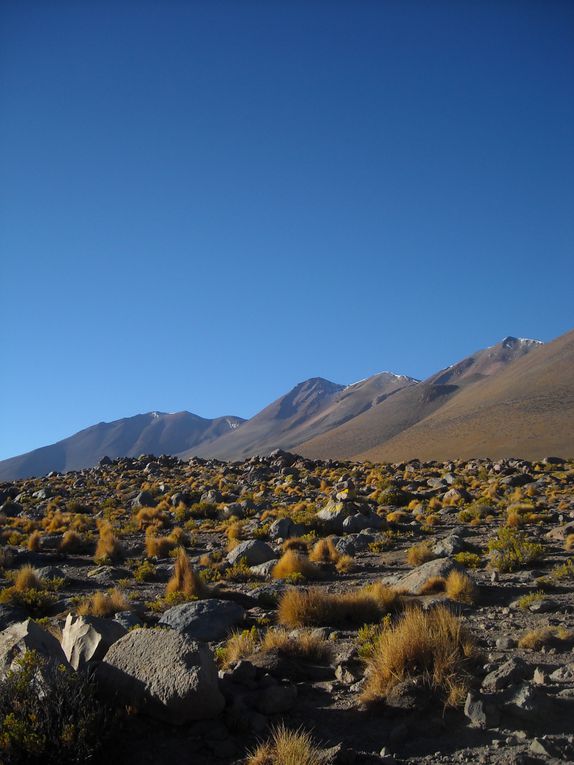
xmin=359 ymin=328 xmax=574 ymax=461
xmin=0 ymin=411 xmax=245 ymax=480
xmin=297 ymin=336 xmax=544 ymax=460
xmin=188 ymin=372 xmax=416 ymax=461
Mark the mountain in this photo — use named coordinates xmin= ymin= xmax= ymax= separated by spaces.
xmin=184 ymin=372 xmax=417 ymax=461
xmin=358 ymin=329 xmax=574 ymax=462
xmin=0 ymin=411 xmax=245 ymax=480
xmin=296 ymin=337 xmax=545 ymax=460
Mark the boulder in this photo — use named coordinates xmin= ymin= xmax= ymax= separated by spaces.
xmin=268 ymin=518 xmax=305 ymax=541
xmin=397 ymin=558 xmax=462 ymax=595
xmin=342 ymin=510 xmax=384 ymax=532
xmin=250 ymin=560 xmax=277 ymax=578
xmin=316 ymin=500 xmax=352 ymax=532
xmin=61 ymin=613 xmax=127 ymax=670
xmin=97 ymin=628 xmax=224 ymax=724
xmin=0 ymin=619 xmax=68 ymax=678
xmin=159 ymin=599 xmax=245 ymax=642
xmin=432 ymin=533 xmax=466 ymax=557
xmin=226 ymin=540 xmax=276 ymax=567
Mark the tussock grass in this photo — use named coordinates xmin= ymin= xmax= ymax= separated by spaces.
xmin=518 ymin=625 xmax=574 ymax=650
xmin=278 ymin=582 xmax=400 ymax=628
xmin=14 ymin=565 xmax=43 ymax=592
xmin=94 ymin=521 xmax=123 ymax=563
xmin=27 ymin=531 xmax=41 ymax=552
xmin=77 ymin=587 xmax=130 ymax=617
xmin=60 ymin=530 xmax=86 ymax=554
xmin=309 ymin=537 xmax=339 ymax=563
xmin=361 ymin=605 xmax=478 ymax=708
xmin=261 ymin=627 xmax=332 ymax=664
xmin=565 ymin=534 xmax=574 ymax=551
xmin=282 ymin=537 xmax=309 ymax=553
xmin=419 ymin=576 xmax=446 ymax=595
xmin=246 ymin=724 xmax=324 ymax=765
xmin=165 ymin=547 xmax=208 ymax=599
xmin=272 ymin=550 xmax=321 ymax=581
xmin=445 ymin=570 xmax=477 ymax=604
xmin=406 ymin=541 xmax=435 ymax=567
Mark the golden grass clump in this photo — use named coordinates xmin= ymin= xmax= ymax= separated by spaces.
xmin=14 ymin=565 xmax=43 ymax=592
xmin=361 ymin=605 xmax=478 ymax=708
xmin=144 ymin=525 xmax=187 ymax=559
xmin=77 ymin=587 xmax=130 ymax=618
xmin=261 ymin=627 xmax=332 ymax=664
xmin=272 ymin=550 xmax=321 ymax=581
xmin=220 ymin=628 xmax=259 ymax=668
xmin=246 ymin=724 xmax=324 ymax=765
xmin=94 ymin=521 xmax=123 ymax=563
xmin=419 ymin=576 xmax=446 ymax=595
xmin=27 ymin=530 xmax=41 ymax=552
xmin=518 ymin=625 xmax=574 ymax=651
xmin=309 ymin=537 xmax=339 ymax=563
xmin=335 ymin=554 xmax=355 ymax=573
xmin=445 ymin=570 xmax=477 ymax=604
xmin=165 ymin=547 xmax=208 ymax=599
xmin=278 ymin=582 xmax=400 ymax=628
xmin=565 ymin=534 xmax=574 ymax=551
xmin=136 ymin=505 xmax=169 ymax=530
xmin=282 ymin=537 xmax=309 ymax=553
xmin=406 ymin=541 xmax=435 ymax=567
xmin=60 ymin=530 xmax=86 ymax=554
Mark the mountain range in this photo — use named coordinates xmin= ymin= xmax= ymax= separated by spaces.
xmin=1 ymin=330 xmax=572 ymax=480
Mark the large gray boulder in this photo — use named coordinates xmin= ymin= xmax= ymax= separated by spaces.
xmin=158 ymin=599 xmax=245 ymax=642
xmin=316 ymin=500 xmax=352 ymax=532
xmin=226 ymin=540 xmax=276 ymax=567
xmin=0 ymin=619 xmax=68 ymax=678
xmin=97 ymin=628 xmax=224 ymax=724
xmin=397 ymin=557 xmax=463 ymax=595
xmin=268 ymin=517 xmax=306 ymax=541
xmin=61 ymin=614 xmax=127 ymax=670
xmin=342 ymin=510 xmax=384 ymax=532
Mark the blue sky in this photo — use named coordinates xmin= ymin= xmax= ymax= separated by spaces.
xmin=1 ymin=0 xmax=573 ymax=460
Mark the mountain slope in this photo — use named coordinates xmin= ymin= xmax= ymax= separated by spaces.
xmin=359 ymin=329 xmax=574 ymax=462
xmin=186 ymin=372 xmax=417 ymax=461
xmin=0 ymin=412 xmax=245 ymax=480
xmin=297 ymin=337 xmax=544 ymax=460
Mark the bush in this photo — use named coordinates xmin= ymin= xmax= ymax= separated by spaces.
xmin=272 ymin=550 xmax=321 ymax=581
xmin=0 ymin=566 xmax=55 ymax=616
xmin=165 ymin=548 xmax=207 ymax=599
xmin=94 ymin=521 xmax=123 ymax=564
xmin=246 ymin=723 xmax=324 ymax=765
xmin=0 ymin=650 xmax=113 ymax=764
xmin=77 ymin=588 xmax=129 ymax=618
xmin=487 ymin=527 xmax=544 ymax=572
xmin=445 ymin=570 xmax=477 ymax=604
xmin=518 ymin=626 xmax=574 ymax=650
xmin=361 ymin=605 xmax=478 ymax=708
xmin=278 ymin=583 xmax=400 ymax=628
xmin=406 ymin=541 xmax=435 ymax=567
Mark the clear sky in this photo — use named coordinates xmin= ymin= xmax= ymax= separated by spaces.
xmin=1 ymin=0 xmax=573 ymax=460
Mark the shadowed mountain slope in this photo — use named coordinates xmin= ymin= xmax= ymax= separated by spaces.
xmin=359 ymin=329 xmax=574 ymax=462
xmin=297 ymin=337 xmax=544 ymax=460
xmin=0 ymin=412 xmax=245 ymax=480
xmin=186 ymin=372 xmax=417 ymax=461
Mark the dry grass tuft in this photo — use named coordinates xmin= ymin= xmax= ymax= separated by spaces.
xmin=27 ymin=531 xmax=41 ymax=552
xmin=445 ymin=570 xmax=477 ymax=604
xmin=518 ymin=625 xmax=574 ymax=650
xmin=309 ymin=537 xmax=339 ymax=563
xmin=406 ymin=541 xmax=435 ymax=567
xmin=145 ymin=527 xmax=186 ymax=559
xmin=14 ymin=565 xmax=43 ymax=592
xmin=361 ymin=605 xmax=478 ymax=708
xmin=419 ymin=576 xmax=446 ymax=595
xmin=335 ymin=554 xmax=355 ymax=573
xmin=246 ymin=724 xmax=324 ymax=765
xmin=94 ymin=521 xmax=123 ymax=563
xmin=165 ymin=547 xmax=208 ymax=599
xmin=282 ymin=537 xmax=309 ymax=553
xmin=278 ymin=582 xmax=400 ymax=628
xmin=261 ymin=628 xmax=332 ymax=664
xmin=565 ymin=534 xmax=574 ymax=551
xmin=272 ymin=550 xmax=321 ymax=581
xmin=60 ymin=530 xmax=86 ymax=554
xmin=77 ymin=587 xmax=130 ymax=617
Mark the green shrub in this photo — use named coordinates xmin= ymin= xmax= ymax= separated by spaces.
xmin=487 ymin=527 xmax=544 ymax=572
xmin=453 ymin=552 xmax=482 ymax=569
xmin=0 ymin=651 xmax=113 ymax=764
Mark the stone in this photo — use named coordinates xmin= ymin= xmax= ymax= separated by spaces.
xmin=385 ymin=679 xmax=433 ymax=711
xmin=256 ymin=682 xmax=297 ymax=714
xmin=61 ymin=613 xmax=127 ymax=670
xmin=0 ymin=619 xmax=68 ymax=678
xmin=316 ymin=500 xmax=353 ymax=532
xmin=158 ymin=599 xmax=245 ymax=642
xmin=114 ymin=611 xmax=142 ymax=630
xmin=227 ymin=540 xmax=276 ymax=567
xmin=131 ymin=491 xmax=156 ymax=509
xmin=482 ymin=657 xmax=529 ymax=691
xmin=464 ymin=692 xmax=500 ymax=729
xmin=342 ymin=510 xmax=384 ymax=532
xmin=397 ymin=557 xmax=463 ymax=595
xmin=433 ymin=533 xmax=466 ymax=557
xmin=250 ymin=560 xmax=277 ymax=578
xmin=97 ymin=628 xmax=224 ymax=724
xmin=0 ymin=605 xmax=28 ymax=632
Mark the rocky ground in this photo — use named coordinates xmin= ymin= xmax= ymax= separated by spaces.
xmin=0 ymin=451 xmax=573 ymax=764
